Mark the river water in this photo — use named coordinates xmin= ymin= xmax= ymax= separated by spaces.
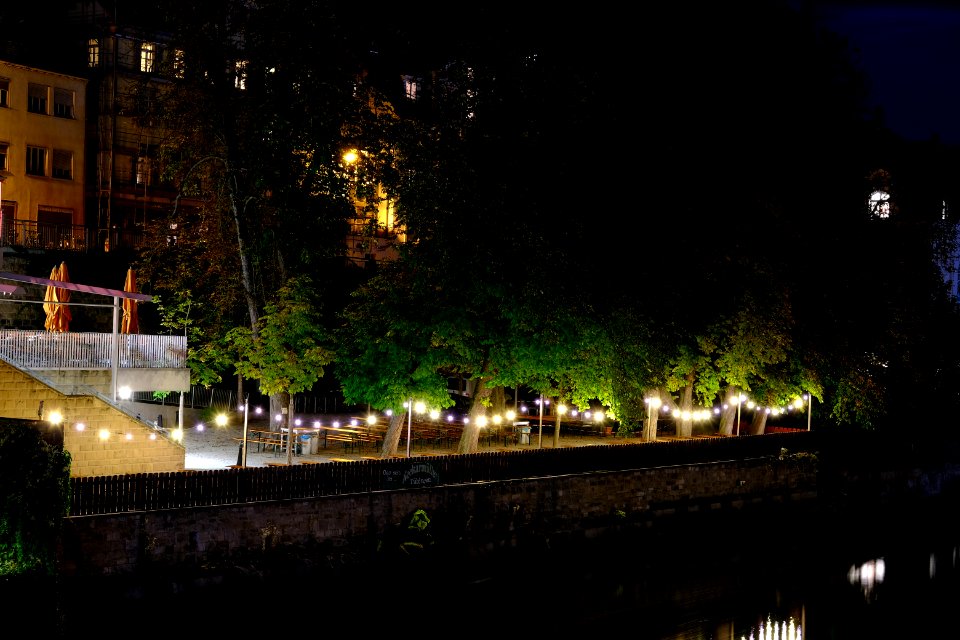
xmin=35 ymin=495 xmax=960 ymax=637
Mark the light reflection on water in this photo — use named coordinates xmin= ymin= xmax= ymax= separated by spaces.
xmin=643 ymin=505 xmax=960 ymax=639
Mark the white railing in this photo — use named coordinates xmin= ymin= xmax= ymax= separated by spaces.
xmin=0 ymin=330 xmax=186 ymax=369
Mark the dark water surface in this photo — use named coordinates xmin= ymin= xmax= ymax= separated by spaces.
xmin=19 ymin=496 xmax=960 ymax=638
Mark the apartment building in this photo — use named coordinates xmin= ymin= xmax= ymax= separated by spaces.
xmin=0 ymin=60 xmax=87 ymax=252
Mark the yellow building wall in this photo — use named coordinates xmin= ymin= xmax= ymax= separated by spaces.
xmin=0 ymin=60 xmax=86 ymax=227
xmin=0 ymin=360 xmax=185 ymax=477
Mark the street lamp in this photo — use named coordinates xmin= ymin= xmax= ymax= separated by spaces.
xmin=804 ymin=393 xmax=812 ymax=431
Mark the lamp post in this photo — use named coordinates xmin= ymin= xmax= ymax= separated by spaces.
xmin=805 ymin=393 xmax=812 ymax=431
xmin=537 ymin=394 xmax=544 ymax=448
xmin=734 ymin=392 xmax=745 ymax=436
xmin=241 ymin=394 xmax=249 ymax=467
xmin=406 ymin=397 xmax=413 ymax=458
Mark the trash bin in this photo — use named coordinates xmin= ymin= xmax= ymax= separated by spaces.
xmin=519 ymin=425 xmax=531 ymax=445
xmin=301 ymin=433 xmax=318 ymax=455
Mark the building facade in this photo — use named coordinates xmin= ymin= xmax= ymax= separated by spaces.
xmin=0 ymin=60 xmax=87 ymax=252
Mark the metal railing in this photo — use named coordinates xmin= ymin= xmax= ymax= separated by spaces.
xmin=1 ymin=219 xmax=147 ymax=253
xmin=0 ymin=329 xmax=186 ymax=369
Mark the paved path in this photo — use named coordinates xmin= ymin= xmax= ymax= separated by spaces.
xmin=182 ymin=413 xmax=630 ymax=469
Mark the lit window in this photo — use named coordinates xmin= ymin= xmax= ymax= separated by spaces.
xmin=26 ymin=146 xmax=47 ymax=176
xmin=173 ymin=49 xmax=185 ymax=79
xmin=234 ymin=60 xmax=247 ymax=90
xmin=403 ymin=75 xmax=418 ymax=101
xmin=140 ymin=42 xmax=156 ymax=73
xmin=27 ymin=83 xmax=48 ymax=114
xmin=868 ymin=190 xmax=890 ymax=219
xmin=136 ymin=154 xmax=151 ymax=186
xmin=53 ymin=88 xmax=74 ymax=118
xmin=87 ymin=38 xmax=100 ymax=67
xmin=0 ymin=78 xmax=8 ymax=108
xmin=52 ymin=149 xmax=73 ymax=180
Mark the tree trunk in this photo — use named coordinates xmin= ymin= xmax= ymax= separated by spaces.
xmin=676 ymin=383 xmax=694 ymax=437
xmin=490 ymin=386 xmax=506 ymax=415
xmin=749 ymin=409 xmax=768 ymax=435
xmin=379 ymin=410 xmax=405 ymax=458
xmin=458 ymin=378 xmax=491 ymax=454
xmin=642 ymin=389 xmax=659 ymax=441
xmin=553 ymin=396 xmax=562 ymax=448
xmin=718 ymin=386 xmax=738 ymax=436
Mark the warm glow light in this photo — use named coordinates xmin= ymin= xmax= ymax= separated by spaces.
xmin=98 ymin=429 xmax=110 ymax=441
xmin=414 ymin=401 xmax=426 ymax=414
xmin=118 ymin=385 xmax=132 ymax=400
xmin=125 ymin=433 xmax=133 ymax=440
xmin=476 ymin=416 xmax=488 ymax=428
xmin=215 ymin=413 xmax=228 ymax=427
xmin=149 ymin=433 xmax=156 ymax=440
xmin=594 ymin=411 xmax=604 ymax=422
xmin=492 ymin=414 xmax=502 ymax=425
xmin=647 ymin=397 xmax=663 ymax=410
xmin=430 ymin=409 xmax=440 ymax=420
xmin=506 ymin=410 xmax=516 ymax=421
xmin=172 ymin=428 xmax=183 ymax=442
xmin=342 ymin=149 xmax=359 ymax=164
xmin=558 ymin=404 xmax=568 ymax=415
xmin=75 ymin=423 xmax=85 ymax=431
xmin=367 ymin=414 xmax=377 ymax=425
xmin=49 ymin=410 xmax=63 ymax=425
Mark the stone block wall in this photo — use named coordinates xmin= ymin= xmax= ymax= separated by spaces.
xmin=58 ymin=457 xmax=819 ymax=580
xmin=0 ymin=360 xmax=185 ymax=476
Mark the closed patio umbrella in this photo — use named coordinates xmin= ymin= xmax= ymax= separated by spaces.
xmin=42 ymin=262 xmax=72 ymax=332
xmin=121 ymin=267 xmax=139 ymax=334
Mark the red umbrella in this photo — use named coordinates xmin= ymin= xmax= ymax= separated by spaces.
xmin=121 ymin=267 xmax=139 ymax=334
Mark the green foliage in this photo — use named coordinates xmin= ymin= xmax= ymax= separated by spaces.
xmin=225 ymin=276 xmax=333 ymax=397
xmin=0 ymin=424 xmax=71 ymax=577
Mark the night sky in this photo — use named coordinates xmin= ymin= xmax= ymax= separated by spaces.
xmin=814 ymin=1 xmax=960 ymax=144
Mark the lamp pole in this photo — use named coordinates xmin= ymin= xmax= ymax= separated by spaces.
xmin=406 ymin=397 xmax=413 ymax=458
xmin=241 ymin=393 xmax=249 ymax=467
xmin=734 ymin=392 xmax=745 ymax=437
xmin=538 ymin=394 xmax=544 ymax=448
xmin=806 ymin=393 xmax=812 ymax=431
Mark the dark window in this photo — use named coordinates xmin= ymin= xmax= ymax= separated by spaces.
xmin=26 ymin=146 xmax=46 ymax=176
xmin=0 ymin=78 xmax=8 ymax=108
xmin=27 ymin=83 xmax=48 ymax=114
xmin=52 ymin=149 xmax=72 ymax=180
xmin=0 ymin=143 xmax=7 ymax=171
xmin=53 ymin=88 xmax=74 ymax=118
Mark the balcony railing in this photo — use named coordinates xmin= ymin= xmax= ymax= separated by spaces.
xmin=0 ymin=329 xmax=186 ymax=369
xmin=0 ymin=219 xmax=146 ymax=253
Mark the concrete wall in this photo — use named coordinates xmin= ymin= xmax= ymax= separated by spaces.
xmin=0 ymin=359 xmax=185 ymax=476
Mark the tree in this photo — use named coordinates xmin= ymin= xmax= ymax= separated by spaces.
xmin=224 ymin=277 xmax=333 ymax=464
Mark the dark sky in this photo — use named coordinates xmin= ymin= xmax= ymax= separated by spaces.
xmin=814 ymin=1 xmax=960 ymax=144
